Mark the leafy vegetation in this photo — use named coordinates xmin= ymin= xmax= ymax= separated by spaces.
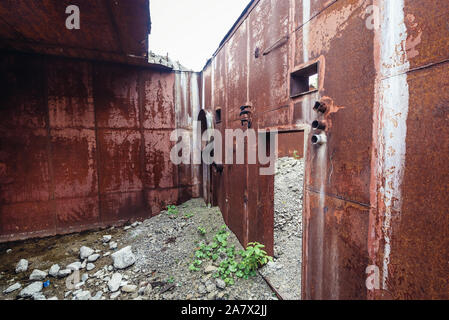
xmin=293 ymin=150 xmax=301 ymax=160
xmin=197 ymin=226 xmax=207 ymax=236
xmin=183 ymin=212 xmax=194 ymax=219
xmin=189 ymin=225 xmax=272 ymax=286
xmin=166 ymin=205 xmax=178 ymax=217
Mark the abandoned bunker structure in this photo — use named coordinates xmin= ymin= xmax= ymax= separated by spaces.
xmin=0 ymin=0 xmax=448 ymax=300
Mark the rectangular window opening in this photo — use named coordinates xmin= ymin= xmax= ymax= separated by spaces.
xmin=215 ymin=108 xmax=222 ymax=124
xmin=290 ymin=62 xmax=319 ymax=98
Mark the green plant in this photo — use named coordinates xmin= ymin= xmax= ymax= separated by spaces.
xmin=166 ymin=205 xmax=178 ymax=216
xmin=167 ymin=276 xmax=175 ymax=283
xmin=238 ymin=242 xmax=272 ymax=278
xmin=197 ymin=226 xmax=207 ymax=236
xmin=188 ymin=226 xmax=272 ymax=286
xmin=184 ymin=212 xmax=194 ymax=219
xmin=293 ymin=150 xmax=301 ymax=160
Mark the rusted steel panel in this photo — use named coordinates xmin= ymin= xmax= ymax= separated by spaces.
xmin=373 ymin=58 xmax=449 ymax=300
xmin=0 ymin=201 xmax=55 ymax=241
xmin=0 ymin=128 xmax=51 ymax=205
xmin=99 ymin=191 xmax=146 ymax=224
xmin=55 ymin=196 xmax=99 ymax=232
xmin=142 ymin=72 xmax=176 ymax=130
xmin=0 ymin=0 xmax=151 ymax=64
xmin=47 ymin=58 xmax=95 ymax=129
xmin=143 ymin=131 xmax=176 ymax=190
xmin=248 ymin=0 xmax=290 ymax=115
xmin=0 ymin=52 xmax=191 ymax=242
xmin=93 ymin=64 xmax=140 ymax=129
xmin=403 ymin=0 xmax=449 ymax=70
xmin=303 ymin=191 xmax=369 ymax=300
xmin=0 ymin=53 xmax=47 ymax=129
xmin=96 ymin=129 xmax=143 ymax=194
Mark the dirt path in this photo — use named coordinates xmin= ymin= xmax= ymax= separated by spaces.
xmin=0 ymin=199 xmax=276 ymax=300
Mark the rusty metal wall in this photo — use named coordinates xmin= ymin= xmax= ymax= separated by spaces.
xmin=203 ymin=0 xmax=449 ymax=300
xmin=0 ymin=52 xmax=197 ymax=242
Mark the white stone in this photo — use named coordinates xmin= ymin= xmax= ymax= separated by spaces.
xmin=108 ymin=273 xmax=122 ymax=292
xmin=29 ymin=269 xmax=47 ymax=281
xmin=110 ymin=291 xmax=121 ymax=299
xmin=121 ymin=285 xmax=137 ymax=293
xmin=66 ymin=261 xmax=82 ymax=271
xmin=47 ymin=296 xmax=58 ymax=300
xmin=49 ymin=264 xmax=60 ymax=277
xmin=19 ymin=282 xmax=43 ymax=298
xmin=80 ymin=246 xmax=95 ymax=260
xmin=111 ymin=246 xmax=136 ymax=269
xmin=88 ymin=254 xmax=100 ymax=262
xmin=32 ymin=292 xmax=46 ymax=300
xmin=57 ymin=269 xmax=72 ymax=278
xmin=109 ymin=242 xmax=118 ymax=250
xmin=102 ymin=235 xmax=112 ymax=243
xmin=15 ymin=259 xmax=28 ymax=273
xmin=86 ymin=263 xmax=95 ymax=271
xmin=74 ymin=290 xmax=91 ymax=300
xmin=82 ymin=274 xmax=89 ymax=282
xmin=3 ymin=282 xmax=21 ymax=294
xmin=204 ymin=265 xmax=217 ymax=274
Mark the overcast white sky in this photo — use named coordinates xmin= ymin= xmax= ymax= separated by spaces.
xmin=149 ymin=0 xmax=251 ymax=71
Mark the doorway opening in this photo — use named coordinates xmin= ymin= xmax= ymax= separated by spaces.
xmin=260 ymin=130 xmax=305 ymax=300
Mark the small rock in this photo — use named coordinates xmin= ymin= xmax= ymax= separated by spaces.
xmin=32 ymin=292 xmax=46 ymax=300
xmin=111 ymin=246 xmax=136 ymax=269
xmin=143 ymin=284 xmax=153 ymax=296
xmin=204 ymin=265 xmax=217 ymax=274
xmin=102 ymin=235 xmax=112 ymax=243
xmin=66 ymin=261 xmax=82 ymax=271
xmin=198 ymin=284 xmax=207 ymax=295
xmin=205 ymin=280 xmax=216 ymax=293
xmin=86 ymin=263 xmax=95 ymax=271
xmin=19 ymin=282 xmax=43 ymax=298
xmin=110 ymin=291 xmax=121 ymax=299
xmin=122 ymin=285 xmax=137 ymax=293
xmin=103 ymin=252 xmax=111 ymax=257
xmin=15 ymin=259 xmax=28 ymax=273
xmin=49 ymin=264 xmax=60 ymax=277
xmin=88 ymin=254 xmax=100 ymax=262
xmin=124 ymin=226 xmax=131 ymax=231
xmin=80 ymin=246 xmax=95 ymax=260
xmin=29 ymin=269 xmax=47 ymax=281
xmin=3 ymin=282 xmax=21 ymax=294
xmin=109 ymin=242 xmax=118 ymax=250
xmin=6 ymin=249 xmax=12 ymax=254
xmin=47 ymin=296 xmax=58 ymax=300
xmin=108 ymin=273 xmax=122 ymax=292
xmin=82 ymin=274 xmax=89 ymax=282
xmin=216 ymin=279 xmax=226 ymax=290
xmin=57 ymin=269 xmax=72 ymax=278
xmin=74 ymin=290 xmax=91 ymax=300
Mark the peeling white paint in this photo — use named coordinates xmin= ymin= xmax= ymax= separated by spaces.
xmin=378 ymin=0 xmax=410 ymax=290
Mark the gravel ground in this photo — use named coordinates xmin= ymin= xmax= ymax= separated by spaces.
xmin=260 ymin=156 xmax=304 ymax=300
xmin=0 ymin=199 xmax=276 ymax=300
